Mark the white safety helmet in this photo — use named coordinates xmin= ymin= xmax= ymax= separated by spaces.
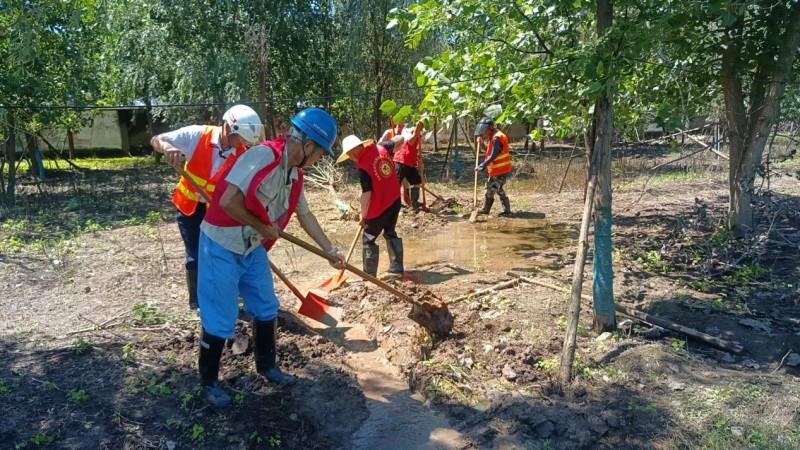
xmin=222 ymin=104 xmax=264 ymax=146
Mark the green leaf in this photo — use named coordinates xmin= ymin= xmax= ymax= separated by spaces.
xmin=380 ymin=100 xmax=398 ymax=115
xmin=393 ymin=105 xmax=413 ymax=124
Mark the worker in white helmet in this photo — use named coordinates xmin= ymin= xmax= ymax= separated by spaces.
xmin=150 ymin=104 xmax=264 ymax=310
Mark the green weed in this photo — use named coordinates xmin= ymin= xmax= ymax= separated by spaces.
xmin=191 ymin=424 xmax=205 ymax=442
xmin=67 ymin=388 xmax=89 ymax=404
xmin=72 ymin=338 xmax=91 ymax=355
xmin=131 ymin=302 xmax=166 ymax=325
xmin=535 ymin=357 xmax=559 ymax=373
xmin=724 ymin=263 xmax=769 ymax=286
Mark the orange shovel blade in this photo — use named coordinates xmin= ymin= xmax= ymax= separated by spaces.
xmin=297 ymin=293 xmax=339 ymax=327
xmin=318 ymin=270 xmax=348 ymax=291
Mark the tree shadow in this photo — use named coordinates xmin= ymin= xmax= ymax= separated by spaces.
xmin=612 ymin=189 xmax=800 ymax=366
xmin=0 ymin=318 xmax=370 ymax=449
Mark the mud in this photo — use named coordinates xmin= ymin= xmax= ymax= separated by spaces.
xmin=0 ymin=315 xmax=368 ymax=449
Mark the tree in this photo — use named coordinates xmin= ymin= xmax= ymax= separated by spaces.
xmin=1 ymin=0 xmax=106 ymax=205
xmin=653 ymin=1 xmax=800 ymax=236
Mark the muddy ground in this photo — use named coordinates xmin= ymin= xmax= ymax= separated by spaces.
xmin=2 ymin=142 xmax=800 ymax=449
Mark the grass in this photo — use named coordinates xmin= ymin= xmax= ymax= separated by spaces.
xmin=2 ymin=155 xmax=158 ymax=177
xmin=1 ymin=154 xmax=174 ymax=253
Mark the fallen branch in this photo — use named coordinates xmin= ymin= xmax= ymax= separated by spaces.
xmin=507 ymin=272 xmax=744 ymax=354
xmin=452 ymin=278 xmax=519 ymax=303
xmin=678 ymin=129 xmax=730 ymax=160
xmin=634 ymin=125 xmax=712 ymax=145
xmin=770 ymin=349 xmax=793 ymax=374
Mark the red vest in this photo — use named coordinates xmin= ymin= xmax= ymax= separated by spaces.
xmin=357 ymin=144 xmax=401 ymax=219
xmin=171 ymin=126 xmax=245 ymax=215
xmin=393 ymin=133 xmax=419 ymax=167
xmin=204 ymin=138 xmax=303 ymax=251
xmin=481 ymin=130 xmax=512 ymax=177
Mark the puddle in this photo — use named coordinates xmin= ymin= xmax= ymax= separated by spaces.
xmin=269 ymin=218 xmax=574 ymax=290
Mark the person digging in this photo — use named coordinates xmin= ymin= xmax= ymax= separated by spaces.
xmin=393 ymin=119 xmax=425 ymax=210
xmin=337 ymin=134 xmax=404 ymax=278
xmin=151 ymin=104 xmax=264 ymax=310
xmin=196 ymin=108 xmax=345 ymax=408
xmin=474 ymin=117 xmax=513 ymax=216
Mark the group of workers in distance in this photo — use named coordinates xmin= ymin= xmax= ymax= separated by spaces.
xmin=151 ymin=105 xmax=513 ymax=407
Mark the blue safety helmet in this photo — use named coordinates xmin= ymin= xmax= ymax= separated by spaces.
xmin=290 ymin=108 xmax=338 ymax=155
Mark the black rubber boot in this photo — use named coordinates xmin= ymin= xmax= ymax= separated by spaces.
xmin=198 ymin=330 xmax=230 ymax=408
xmin=478 ymin=196 xmax=494 ymax=214
xmin=499 ymin=195 xmax=512 ymax=216
xmin=363 ymin=242 xmax=380 ymax=277
xmin=410 ymin=186 xmax=421 ymax=210
xmin=385 ymin=237 xmax=404 ymax=275
xmin=186 ymin=269 xmax=199 ymax=310
xmin=254 ymin=319 xmax=295 ymax=385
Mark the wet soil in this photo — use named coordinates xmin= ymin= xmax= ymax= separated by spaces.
xmin=3 ymin=144 xmax=800 ymax=449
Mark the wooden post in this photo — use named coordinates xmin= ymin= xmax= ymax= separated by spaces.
xmin=559 ymin=128 xmax=600 ymax=387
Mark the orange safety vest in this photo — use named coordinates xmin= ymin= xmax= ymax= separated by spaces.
xmin=482 ymin=130 xmax=512 ymax=177
xmin=171 ymin=126 xmax=245 ymax=216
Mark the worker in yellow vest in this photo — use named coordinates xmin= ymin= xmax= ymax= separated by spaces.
xmin=150 ymin=105 xmax=264 ymax=310
xmin=474 ymin=117 xmax=512 ymax=216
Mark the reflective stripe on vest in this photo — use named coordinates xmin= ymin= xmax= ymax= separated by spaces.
xmin=171 ymin=126 xmax=245 ymax=216
xmin=484 ymin=130 xmax=512 ymax=177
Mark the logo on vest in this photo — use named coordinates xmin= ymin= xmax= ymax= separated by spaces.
xmin=373 ymin=156 xmax=393 ymax=179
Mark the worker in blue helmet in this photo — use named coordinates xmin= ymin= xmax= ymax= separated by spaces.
xmin=196 ymin=107 xmax=345 ymax=408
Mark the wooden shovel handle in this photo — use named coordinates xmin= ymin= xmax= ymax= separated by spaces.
xmin=279 ymin=230 xmax=418 ymax=306
xmin=421 ymin=185 xmax=443 ymax=201
xmin=269 ymin=261 xmax=305 ymax=302
xmin=336 ymin=225 xmax=363 ymax=277
xmin=343 ymin=225 xmax=363 ymax=264
xmin=473 ymin=136 xmax=480 ymax=207
xmin=175 ymin=165 xmax=213 ymax=203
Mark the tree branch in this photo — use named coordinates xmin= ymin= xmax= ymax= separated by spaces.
xmin=510 ymin=0 xmax=553 ymax=56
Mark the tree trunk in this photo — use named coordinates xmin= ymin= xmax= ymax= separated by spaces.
xmin=591 ymin=0 xmax=616 ymax=333
xmin=523 ymin=122 xmax=531 ymax=153
xmin=67 ymin=130 xmax=76 ymax=160
xmin=724 ymin=3 xmax=800 ymax=236
xmin=118 ymin=110 xmax=131 ymax=155
xmin=5 ymin=112 xmax=16 ymax=206
xmin=144 ymin=90 xmax=160 ymax=163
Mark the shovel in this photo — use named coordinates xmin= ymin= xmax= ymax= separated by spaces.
xmin=279 ymin=230 xmax=454 ymax=337
xmin=421 ymin=185 xmax=447 ymax=209
xmin=172 ymin=164 xmax=337 ymax=325
xmin=269 ymin=262 xmax=340 ymax=327
xmin=418 ymin=156 xmax=431 ymax=213
xmin=469 ymin=136 xmax=481 ymax=223
xmin=318 ymin=225 xmax=363 ymax=291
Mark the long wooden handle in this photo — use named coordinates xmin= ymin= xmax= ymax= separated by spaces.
xmin=473 ymin=137 xmax=480 ymax=207
xmin=175 ymin=165 xmax=213 ymax=203
xmin=419 ymin=157 xmax=427 ymax=205
xmin=279 ymin=230 xmax=417 ymax=305
xmin=269 ymin=261 xmax=305 ymax=302
xmin=336 ymin=225 xmax=363 ymax=277
xmin=421 ymin=185 xmax=443 ymax=201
